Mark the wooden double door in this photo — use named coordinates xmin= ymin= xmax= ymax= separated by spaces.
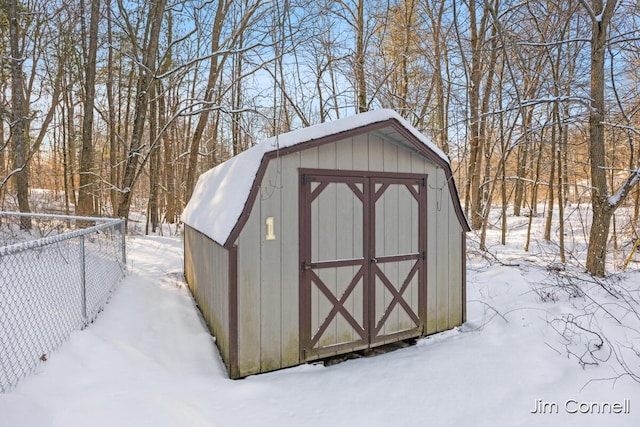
xmin=299 ymin=169 xmax=427 ymax=360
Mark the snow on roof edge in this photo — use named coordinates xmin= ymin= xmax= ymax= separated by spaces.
xmin=182 ymin=109 xmax=449 ymax=245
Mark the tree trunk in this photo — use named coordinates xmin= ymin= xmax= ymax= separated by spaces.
xmin=586 ymin=207 xmax=613 ymax=276
xmin=585 ymin=0 xmax=618 ymax=277
xmin=0 ymin=119 xmax=4 ymax=173
xmin=513 ymin=118 xmax=530 ymax=216
xmin=77 ymin=0 xmax=101 ymax=218
xmin=355 ymin=0 xmax=367 ymax=113
xmin=464 ymin=0 xmax=491 ymax=230
xmin=634 ymin=186 xmax=639 ymax=223
xmin=525 ymin=140 xmax=543 ymax=252
xmin=156 ymin=58 xmax=176 ymax=225
xmin=8 ymin=0 xmax=31 ymax=229
xmin=148 ymin=82 xmax=160 ymax=233
xmin=107 ymin=0 xmax=118 ymax=215
xmin=544 ymin=122 xmax=557 ymax=241
xmin=160 ymin=89 xmax=176 ymax=224
xmin=231 ymin=37 xmax=243 ymax=155
xmin=64 ymin=73 xmax=78 ymax=210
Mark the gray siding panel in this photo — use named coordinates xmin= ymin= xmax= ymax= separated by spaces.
xmin=448 ymin=198 xmax=464 ymax=328
xmin=184 ymin=226 xmax=230 ymax=366
xmin=318 ymin=141 xmax=337 ymax=168
xmin=352 ymin=134 xmax=369 ymax=170
xmin=259 ymin=156 xmax=283 ymax=372
xmin=382 ymin=138 xmax=398 ymax=172
xmin=417 ymin=158 xmax=439 ymax=335
xmin=435 ymin=168 xmax=451 ymax=332
xmin=368 ymin=134 xmax=384 ymax=171
xmin=280 ymin=153 xmax=300 ymax=367
xmin=237 ymin=206 xmax=262 ymax=376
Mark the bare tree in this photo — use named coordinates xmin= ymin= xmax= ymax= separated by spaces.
xmin=6 ymin=0 xmax=31 ymax=228
xmin=459 ymin=0 xmax=496 ymax=230
xmin=116 ymin=0 xmax=168 ymax=221
xmin=77 ymin=0 xmax=101 ymax=218
xmin=581 ymin=0 xmax=640 ymax=276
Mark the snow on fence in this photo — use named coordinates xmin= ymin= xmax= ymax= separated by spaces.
xmin=0 ymin=212 xmax=126 ymax=392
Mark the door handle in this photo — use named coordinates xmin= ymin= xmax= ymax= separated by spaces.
xmin=370 ymin=258 xmax=378 ymax=264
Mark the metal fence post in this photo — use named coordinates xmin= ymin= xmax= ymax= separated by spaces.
xmin=121 ymin=219 xmax=127 ymax=267
xmin=80 ymin=234 xmax=87 ymax=324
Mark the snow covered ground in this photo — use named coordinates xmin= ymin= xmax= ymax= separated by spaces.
xmin=1 ymin=214 xmax=640 ymax=427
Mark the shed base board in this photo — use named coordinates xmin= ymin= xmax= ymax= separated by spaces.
xmin=319 ymin=337 xmax=418 ymax=367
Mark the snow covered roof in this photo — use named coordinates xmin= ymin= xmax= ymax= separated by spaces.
xmin=182 ymin=109 xmax=457 ymax=246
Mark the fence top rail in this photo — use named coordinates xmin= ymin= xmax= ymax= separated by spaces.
xmin=0 ymin=211 xmax=122 ymax=224
xmin=0 ymin=213 xmax=125 ymax=257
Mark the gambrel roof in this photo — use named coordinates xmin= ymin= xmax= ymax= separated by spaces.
xmin=182 ymin=109 xmax=470 ymax=247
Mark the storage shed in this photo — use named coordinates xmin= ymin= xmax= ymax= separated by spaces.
xmin=182 ymin=109 xmax=470 ymax=378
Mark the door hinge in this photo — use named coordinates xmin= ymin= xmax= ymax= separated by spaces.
xmin=302 ymin=174 xmax=313 ymax=184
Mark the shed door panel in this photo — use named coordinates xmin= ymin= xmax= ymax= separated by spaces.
xmin=371 ymin=179 xmax=425 ymax=344
xmin=301 ymin=172 xmax=426 ymax=360
xmin=303 ymin=178 xmax=369 ymax=356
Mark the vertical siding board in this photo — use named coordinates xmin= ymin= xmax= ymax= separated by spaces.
xmin=317 ymin=182 xmax=338 ymax=346
xmin=352 ymin=134 xmax=369 ymax=171
xmin=411 ymin=185 xmax=421 ymax=331
xmin=184 ymin=227 xmax=193 ymax=290
xmin=396 ymin=143 xmax=413 ymax=173
xmin=301 ymin=144 xmax=321 ymax=351
xmin=383 ymin=140 xmax=398 ymax=173
xmin=237 ymin=207 xmax=262 ymax=376
xmin=435 ymin=168 xmax=450 ymax=332
xmin=260 ymin=159 xmax=283 ymax=371
xmin=228 ymin=245 xmax=238 ymax=377
xmin=373 ymin=189 xmax=384 ymax=337
xmin=385 ymin=186 xmax=400 ymax=334
xmin=280 ymin=153 xmax=300 ymax=367
xmin=221 ymin=244 xmax=229 ymax=352
xmin=336 ymin=183 xmax=357 ymax=343
xmin=303 ymin=145 xmax=324 ymax=347
xmin=336 ymin=137 xmax=356 ymax=342
xmin=300 ymin=146 xmax=319 ymax=169
xmin=410 ymin=155 xmax=424 ymax=333
xmin=448 ymin=201 xmax=463 ymax=328
xmin=462 ymin=233 xmax=467 ymax=323
xmin=382 ymin=142 xmax=398 ymax=336
xmin=414 ymin=157 xmax=437 ymax=334
xmin=368 ymin=134 xmax=384 ymax=172
xmin=397 ymin=185 xmax=414 ymax=329
xmin=336 ymin=137 xmax=354 ymax=170
xmin=204 ymin=240 xmax=212 ymax=343
xmin=318 ymin=141 xmax=337 ymax=169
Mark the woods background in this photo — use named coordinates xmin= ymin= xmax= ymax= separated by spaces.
xmin=1 ymin=0 xmax=640 ymax=276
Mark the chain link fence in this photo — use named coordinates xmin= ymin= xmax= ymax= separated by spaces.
xmin=0 ymin=212 xmax=126 ymax=392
